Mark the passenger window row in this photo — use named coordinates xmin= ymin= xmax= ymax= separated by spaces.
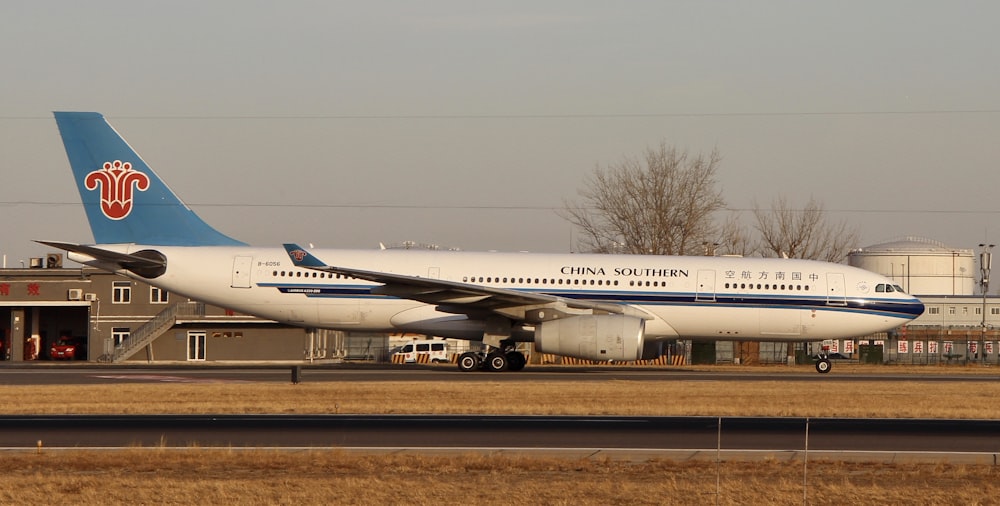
xmin=272 ymin=269 xmax=811 ymax=292
xmin=462 ymin=276 xmax=621 ymax=287
xmin=724 ymin=282 xmax=810 ymax=291
xmin=459 ymin=277 xmax=685 ymax=289
xmin=272 ymin=270 xmax=344 ymax=279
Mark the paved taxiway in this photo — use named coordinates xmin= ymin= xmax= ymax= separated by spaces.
xmin=2 ymin=364 xmax=999 ymax=385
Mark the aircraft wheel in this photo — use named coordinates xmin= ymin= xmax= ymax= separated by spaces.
xmin=815 ymin=358 xmax=832 ymax=374
xmin=457 ymin=352 xmax=481 ymax=372
xmin=506 ymin=351 xmax=526 ymax=372
xmin=506 ymin=351 xmax=526 ymax=371
xmin=486 ymin=352 xmax=508 ymax=372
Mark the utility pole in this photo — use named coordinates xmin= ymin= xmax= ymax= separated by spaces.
xmin=980 ymin=243 xmax=994 ymax=364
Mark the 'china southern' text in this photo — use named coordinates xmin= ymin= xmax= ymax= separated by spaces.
xmin=560 ymin=266 xmax=689 ymax=278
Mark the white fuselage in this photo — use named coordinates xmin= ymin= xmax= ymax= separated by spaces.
xmin=71 ymin=245 xmax=925 ymax=344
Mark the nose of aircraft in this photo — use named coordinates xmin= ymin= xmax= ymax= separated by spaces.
xmin=901 ymin=296 xmax=925 ymax=319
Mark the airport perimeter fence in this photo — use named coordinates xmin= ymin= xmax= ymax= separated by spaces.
xmin=821 ymin=328 xmax=1000 ymax=367
xmin=338 ymin=329 xmax=1000 ymax=368
xmin=875 ymin=338 xmax=1000 ymax=366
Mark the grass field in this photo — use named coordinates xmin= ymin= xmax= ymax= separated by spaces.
xmin=3 ymin=365 xmax=1000 ymax=505
xmin=5 ymin=368 xmax=1000 ymax=419
xmin=2 ymin=450 xmax=999 ymax=506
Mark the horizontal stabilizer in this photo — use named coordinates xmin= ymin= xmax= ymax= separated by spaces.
xmin=36 ymin=240 xmax=167 ymax=278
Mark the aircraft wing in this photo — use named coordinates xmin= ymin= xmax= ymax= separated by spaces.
xmin=282 ymin=244 xmax=644 ymax=318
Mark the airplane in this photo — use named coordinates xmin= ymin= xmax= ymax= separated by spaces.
xmin=42 ymin=111 xmax=925 ymax=373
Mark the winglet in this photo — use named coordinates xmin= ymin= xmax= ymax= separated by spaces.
xmin=283 ymin=243 xmax=328 ymax=268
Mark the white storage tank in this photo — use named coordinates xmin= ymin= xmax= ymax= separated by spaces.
xmin=848 ymin=237 xmax=975 ymax=296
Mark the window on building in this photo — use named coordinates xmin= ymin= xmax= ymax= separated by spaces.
xmin=928 ymin=307 xmax=940 ymax=315
xmin=112 ymin=327 xmax=130 ymax=347
xmin=112 ymin=281 xmax=131 ymax=304
xmin=948 ymin=307 xmax=956 ymax=315
xmin=992 ymin=307 xmax=1000 ymax=315
xmin=150 ymin=286 xmax=169 ymax=304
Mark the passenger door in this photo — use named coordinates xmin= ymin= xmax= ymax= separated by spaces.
xmin=695 ymin=270 xmax=716 ymax=302
xmin=826 ymin=273 xmax=847 ymax=306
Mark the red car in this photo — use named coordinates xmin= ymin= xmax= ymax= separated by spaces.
xmin=49 ymin=338 xmax=77 ymax=360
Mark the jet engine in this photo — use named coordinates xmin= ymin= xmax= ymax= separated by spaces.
xmin=534 ymin=314 xmax=654 ymax=362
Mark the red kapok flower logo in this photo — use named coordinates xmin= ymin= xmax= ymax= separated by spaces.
xmin=84 ymin=161 xmax=150 ymax=220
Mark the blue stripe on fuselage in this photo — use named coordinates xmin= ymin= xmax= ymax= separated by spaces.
xmin=258 ymin=283 xmax=924 ymax=319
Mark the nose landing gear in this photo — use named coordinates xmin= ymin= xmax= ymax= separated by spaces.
xmin=815 ymin=354 xmax=832 ymax=374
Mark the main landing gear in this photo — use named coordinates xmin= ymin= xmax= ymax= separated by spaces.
xmin=457 ymin=342 xmax=527 ymax=372
xmin=815 ymin=354 xmax=832 ymax=374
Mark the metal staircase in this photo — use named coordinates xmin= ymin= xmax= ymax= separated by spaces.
xmin=99 ymin=302 xmax=206 ymax=363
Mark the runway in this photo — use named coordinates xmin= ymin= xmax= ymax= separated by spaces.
xmin=2 ymin=414 xmax=999 ymax=464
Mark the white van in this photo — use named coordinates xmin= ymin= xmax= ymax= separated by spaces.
xmin=392 ymin=339 xmax=449 ymax=363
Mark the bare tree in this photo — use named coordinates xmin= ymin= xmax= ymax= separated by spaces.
xmin=717 ymin=212 xmax=759 ymax=257
xmin=563 ymin=143 xmax=725 ymax=255
xmin=752 ymin=195 xmax=859 ymax=262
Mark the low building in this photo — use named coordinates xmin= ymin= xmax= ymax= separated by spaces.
xmin=0 ymin=259 xmax=349 ymax=363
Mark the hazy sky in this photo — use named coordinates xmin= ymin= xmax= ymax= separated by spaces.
xmin=2 ymin=1 xmax=999 ymax=265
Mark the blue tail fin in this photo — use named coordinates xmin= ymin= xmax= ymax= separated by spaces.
xmin=54 ymin=112 xmax=245 ymax=246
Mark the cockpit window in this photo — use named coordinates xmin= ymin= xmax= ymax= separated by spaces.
xmin=875 ymin=283 xmax=906 ymax=294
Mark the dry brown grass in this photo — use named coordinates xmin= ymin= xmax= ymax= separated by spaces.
xmin=5 ymin=377 xmax=1000 ymax=418
xmin=4 ymin=368 xmax=1000 ymax=504
xmin=1 ymin=450 xmax=998 ymax=505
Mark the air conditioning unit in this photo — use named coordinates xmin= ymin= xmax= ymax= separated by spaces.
xmin=46 ymin=253 xmax=63 ymax=268
xmin=29 ymin=257 xmax=43 ymax=268
xmin=84 ymin=293 xmax=97 ymax=301
xmin=67 ymin=288 xmax=83 ymax=301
